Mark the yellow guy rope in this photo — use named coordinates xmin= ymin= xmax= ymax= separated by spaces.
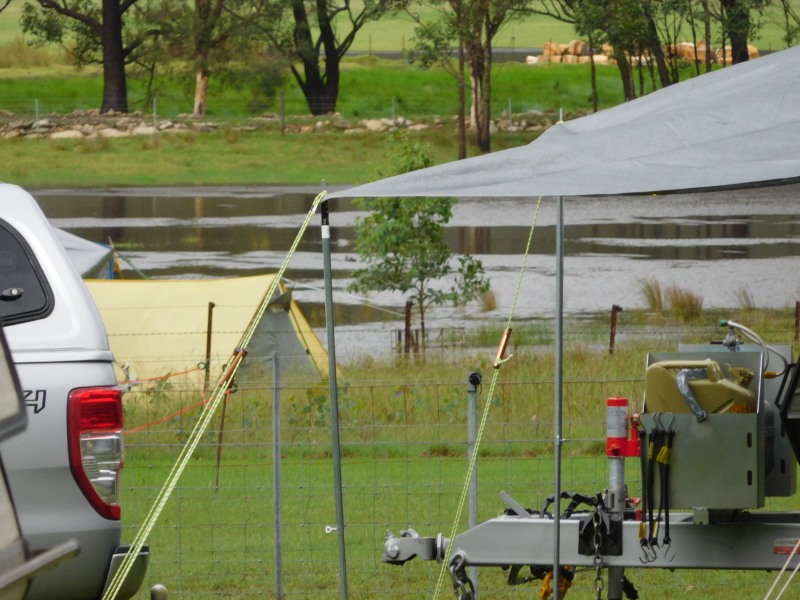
xmin=102 ymin=191 xmax=327 ymax=600
xmin=433 ymin=196 xmax=543 ymax=600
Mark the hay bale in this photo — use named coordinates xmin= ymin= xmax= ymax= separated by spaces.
xmin=578 ymin=56 xmax=592 ymax=64
xmin=568 ymin=39 xmax=586 ymax=56
xmin=562 ymin=54 xmax=578 ymax=64
xmin=671 ymin=42 xmax=695 ymax=60
xmin=592 ymin=54 xmax=609 ymax=65
xmin=716 ymin=46 xmax=733 ymax=64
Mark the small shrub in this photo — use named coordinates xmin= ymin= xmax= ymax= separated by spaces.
xmin=664 ymin=284 xmax=703 ymax=320
xmin=637 ymin=277 xmax=663 ymax=312
xmin=735 ymin=286 xmax=756 ymax=311
xmin=0 ymin=37 xmax=51 ymax=69
xmin=480 ymin=290 xmax=497 ymax=312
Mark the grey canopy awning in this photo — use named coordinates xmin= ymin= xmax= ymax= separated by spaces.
xmin=329 ymin=44 xmax=800 ymax=200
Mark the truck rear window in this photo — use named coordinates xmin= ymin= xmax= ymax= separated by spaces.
xmin=0 ymin=220 xmax=54 ymax=325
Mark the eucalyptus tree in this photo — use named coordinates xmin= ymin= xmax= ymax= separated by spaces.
xmin=714 ymin=0 xmax=770 ymax=63
xmin=230 ymin=0 xmax=410 ymax=115
xmin=20 ymin=0 xmax=151 ymax=112
xmin=406 ymin=5 xmax=468 ymax=158
xmin=409 ymin=0 xmax=528 ymax=154
xmin=136 ymin=0 xmax=248 ymax=116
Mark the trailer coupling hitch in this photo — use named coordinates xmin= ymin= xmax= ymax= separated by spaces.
xmin=382 ymin=529 xmax=447 ymax=565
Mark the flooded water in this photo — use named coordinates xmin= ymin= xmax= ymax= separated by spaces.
xmin=34 ymin=184 xmax=800 ymax=356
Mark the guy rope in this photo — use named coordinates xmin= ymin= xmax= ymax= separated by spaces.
xmin=433 ymin=196 xmax=543 ymax=600
xmin=101 ymin=191 xmax=327 ymax=600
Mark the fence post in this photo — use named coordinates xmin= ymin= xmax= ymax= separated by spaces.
xmin=204 ymin=302 xmax=215 ymax=396
xmin=795 ymin=301 xmax=800 ymax=342
xmin=467 ymin=371 xmax=482 ymax=595
xmin=609 ymin=304 xmax=622 ymax=355
xmin=404 ymin=301 xmax=412 ymax=355
xmin=272 ymin=352 xmax=284 ymax=599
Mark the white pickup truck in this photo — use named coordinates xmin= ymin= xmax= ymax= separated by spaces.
xmin=0 ymin=184 xmax=148 ymax=599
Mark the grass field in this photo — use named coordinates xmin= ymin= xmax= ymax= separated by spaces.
xmin=119 ymin=311 xmax=800 ymax=599
xmin=1 ymin=2 xmax=798 ymax=52
xmin=0 ymin=59 xmax=629 ymax=188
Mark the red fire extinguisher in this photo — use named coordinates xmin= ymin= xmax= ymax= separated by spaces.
xmin=606 ymin=396 xmax=640 ymax=458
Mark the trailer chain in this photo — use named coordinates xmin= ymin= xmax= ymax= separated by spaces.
xmin=448 ymin=551 xmax=476 ymax=600
xmin=593 ymin=509 xmax=605 ymax=600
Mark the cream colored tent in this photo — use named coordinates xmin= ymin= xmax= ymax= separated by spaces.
xmin=86 ymin=275 xmax=328 ymax=387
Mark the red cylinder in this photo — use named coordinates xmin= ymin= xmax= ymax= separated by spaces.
xmin=606 ymin=396 xmax=629 ymax=457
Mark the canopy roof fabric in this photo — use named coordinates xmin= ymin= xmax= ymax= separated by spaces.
xmin=86 ymin=275 xmax=328 ymax=386
xmin=329 ymin=45 xmax=800 ymax=199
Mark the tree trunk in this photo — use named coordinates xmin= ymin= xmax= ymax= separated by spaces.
xmin=194 ymin=69 xmax=210 ymax=116
xmin=703 ymin=0 xmax=713 ymax=72
xmin=477 ymin=37 xmax=492 ymax=154
xmin=291 ymin=0 xmax=339 ymax=115
xmin=614 ymin=48 xmax=636 ymax=101
xmin=466 ymin=35 xmax=490 ymax=154
xmin=588 ymin=35 xmax=598 ymax=113
xmin=192 ymin=0 xmax=218 ymax=117
xmin=721 ymin=0 xmax=751 ymax=63
xmin=644 ymin=13 xmax=671 ymax=87
xmin=101 ymin=0 xmax=128 ymax=113
xmin=457 ymin=38 xmax=467 ymax=160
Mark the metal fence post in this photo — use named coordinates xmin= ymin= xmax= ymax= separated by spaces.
xmin=467 ymin=371 xmax=482 ymax=596
xmin=273 ymin=351 xmax=284 ymax=599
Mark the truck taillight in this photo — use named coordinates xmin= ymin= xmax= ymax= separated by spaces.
xmin=68 ymin=387 xmax=123 ymax=520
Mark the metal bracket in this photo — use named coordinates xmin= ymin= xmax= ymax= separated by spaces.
xmin=382 ymin=529 xmax=445 ymax=565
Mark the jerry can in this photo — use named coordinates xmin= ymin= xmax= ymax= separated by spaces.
xmin=645 ymin=358 xmax=756 ymax=417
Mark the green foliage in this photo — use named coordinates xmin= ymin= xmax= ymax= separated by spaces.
xmin=349 ymin=131 xmax=491 ymax=331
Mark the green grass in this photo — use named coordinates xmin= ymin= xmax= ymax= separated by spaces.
xmin=119 ymin=310 xmax=799 ymax=598
xmin=2 ymin=2 xmax=798 ymax=52
xmin=0 ymin=60 xmax=627 ymax=119
xmin=0 ymin=60 xmax=629 ymax=188
xmin=0 ymin=126 xmax=539 ymax=187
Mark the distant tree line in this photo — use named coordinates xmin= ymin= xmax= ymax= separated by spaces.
xmin=3 ymin=0 xmax=798 ymax=153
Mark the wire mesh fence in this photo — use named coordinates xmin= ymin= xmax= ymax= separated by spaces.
xmin=120 ymin=317 xmax=800 ymax=599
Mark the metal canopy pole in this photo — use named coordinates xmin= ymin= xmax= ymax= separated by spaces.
xmin=272 ymin=351 xmax=284 ymax=600
xmin=553 ymin=195 xmax=564 ymax=599
xmin=321 ymin=199 xmax=349 ymax=600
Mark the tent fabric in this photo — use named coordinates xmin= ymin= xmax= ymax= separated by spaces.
xmin=85 ymin=275 xmax=328 ymax=386
xmin=328 ymin=45 xmax=800 ymax=199
xmin=55 ymin=227 xmax=113 ymax=278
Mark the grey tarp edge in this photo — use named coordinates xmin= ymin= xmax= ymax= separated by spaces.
xmin=328 ymin=45 xmax=800 ymax=199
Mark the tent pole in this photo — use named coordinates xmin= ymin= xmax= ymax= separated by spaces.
xmin=553 ymin=195 xmax=564 ymax=599
xmin=320 ymin=199 xmax=349 ymax=600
